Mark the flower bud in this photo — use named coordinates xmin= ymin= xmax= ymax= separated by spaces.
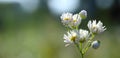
xmin=79 ymin=10 xmax=87 ymax=19
xmin=91 ymin=40 xmax=100 ymax=49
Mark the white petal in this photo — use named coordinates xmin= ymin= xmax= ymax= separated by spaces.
xmin=87 ymin=20 xmax=106 ymax=34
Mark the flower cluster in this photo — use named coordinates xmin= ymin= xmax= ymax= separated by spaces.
xmin=60 ymin=12 xmax=81 ymax=28
xmin=60 ymin=10 xmax=106 ymax=58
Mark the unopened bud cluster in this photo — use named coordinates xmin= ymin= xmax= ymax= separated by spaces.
xmin=60 ymin=10 xmax=106 ymax=57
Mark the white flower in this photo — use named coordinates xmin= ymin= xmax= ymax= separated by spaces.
xmin=60 ymin=12 xmax=73 ymax=26
xmin=63 ymin=30 xmax=79 ymax=46
xmin=79 ymin=29 xmax=89 ymax=42
xmin=91 ymin=40 xmax=100 ymax=49
xmin=87 ymin=20 xmax=106 ymax=34
xmin=69 ymin=14 xmax=81 ymax=28
xmin=79 ymin=10 xmax=87 ymax=19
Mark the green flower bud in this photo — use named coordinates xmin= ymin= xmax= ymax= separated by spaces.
xmin=79 ymin=10 xmax=87 ymax=19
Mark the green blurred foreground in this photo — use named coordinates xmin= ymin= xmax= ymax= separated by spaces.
xmin=0 ymin=17 xmax=120 ymax=58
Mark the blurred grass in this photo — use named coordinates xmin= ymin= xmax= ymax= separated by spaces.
xmin=0 ymin=16 xmax=120 ymax=58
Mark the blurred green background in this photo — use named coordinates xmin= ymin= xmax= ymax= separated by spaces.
xmin=0 ymin=0 xmax=120 ymax=58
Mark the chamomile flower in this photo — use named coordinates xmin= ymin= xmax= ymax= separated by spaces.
xmin=63 ymin=30 xmax=79 ymax=46
xmin=79 ymin=29 xmax=89 ymax=42
xmin=69 ymin=14 xmax=81 ymax=28
xmin=60 ymin=12 xmax=73 ymax=26
xmin=79 ymin=10 xmax=87 ymax=19
xmin=87 ymin=20 xmax=106 ymax=34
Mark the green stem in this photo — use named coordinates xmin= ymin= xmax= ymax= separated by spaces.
xmin=80 ymin=43 xmax=84 ymax=58
xmin=75 ymin=42 xmax=84 ymax=58
xmin=66 ymin=27 xmax=70 ymax=31
xmin=81 ymin=53 xmax=84 ymax=58
xmin=83 ymin=33 xmax=95 ymax=54
xmin=74 ymin=26 xmax=84 ymax=58
xmin=75 ymin=26 xmax=78 ymax=30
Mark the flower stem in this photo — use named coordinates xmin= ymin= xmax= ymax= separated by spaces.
xmin=81 ymin=53 xmax=84 ymax=58
xmin=75 ymin=42 xmax=84 ymax=58
xmin=83 ymin=33 xmax=95 ymax=54
xmin=80 ymin=43 xmax=84 ymax=58
xmin=66 ymin=27 xmax=70 ymax=31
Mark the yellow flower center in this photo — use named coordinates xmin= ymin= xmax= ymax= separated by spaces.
xmin=73 ymin=19 xmax=77 ymax=22
xmin=71 ymin=34 xmax=77 ymax=41
xmin=92 ymin=25 xmax=97 ymax=30
xmin=64 ymin=18 xmax=69 ymax=20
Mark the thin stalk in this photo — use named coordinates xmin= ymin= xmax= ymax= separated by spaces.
xmin=81 ymin=53 xmax=84 ymax=58
xmin=83 ymin=33 xmax=95 ymax=54
xmin=75 ymin=42 xmax=84 ymax=58
xmin=66 ymin=26 xmax=70 ymax=31
xmin=80 ymin=43 xmax=84 ymax=58
xmin=75 ymin=26 xmax=79 ymax=30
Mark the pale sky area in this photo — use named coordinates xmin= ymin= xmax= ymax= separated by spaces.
xmin=0 ymin=0 xmax=80 ymax=14
xmin=0 ymin=0 xmax=115 ymax=14
xmin=0 ymin=0 xmax=40 ymax=13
